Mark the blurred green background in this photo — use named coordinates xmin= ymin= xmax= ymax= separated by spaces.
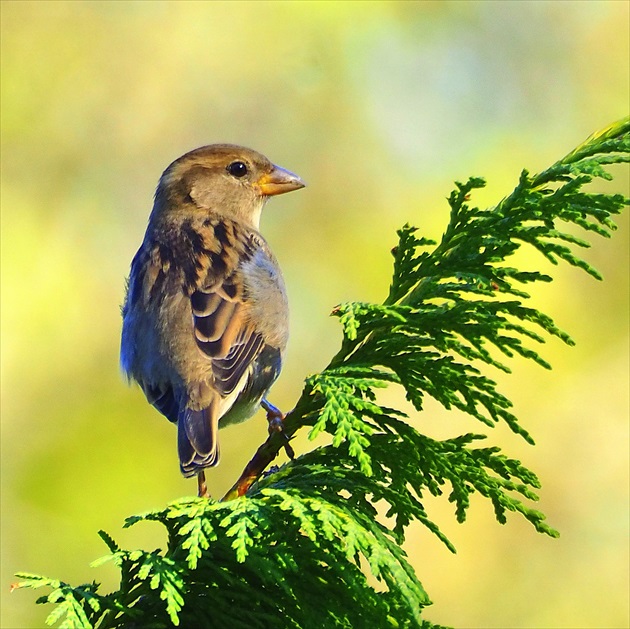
xmin=1 ymin=2 xmax=628 ymax=627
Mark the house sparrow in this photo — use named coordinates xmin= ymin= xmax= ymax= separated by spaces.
xmin=120 ymin=145 xmax=305 ymax=496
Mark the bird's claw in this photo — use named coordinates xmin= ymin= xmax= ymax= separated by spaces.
xmin=261 ymin=399 xmax=295 ymax=460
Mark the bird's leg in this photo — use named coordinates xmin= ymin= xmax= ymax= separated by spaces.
xmin=261 ymin=398 xmax=295 ymax=460
xmin=197 ymin=470 xmax=209 ymax=498
xmin=261 ymin=398 xmax=284 ymax=430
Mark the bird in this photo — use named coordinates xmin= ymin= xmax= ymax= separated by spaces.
xmin=120 ymin=144 xmax=305 ymax=497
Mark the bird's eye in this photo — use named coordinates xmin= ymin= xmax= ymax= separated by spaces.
xmin=227 ymin=161 xmax=248 ymax=178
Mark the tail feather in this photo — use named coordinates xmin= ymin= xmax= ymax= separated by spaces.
xmin=178 ymin=401 xmax=220 ymax=477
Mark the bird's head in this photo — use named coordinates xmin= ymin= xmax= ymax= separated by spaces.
xmin=151 ymin=144 xmax=305 ymax=229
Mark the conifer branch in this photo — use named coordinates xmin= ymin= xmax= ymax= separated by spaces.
xmin=14 ymin=117 xmax=629 ymax=628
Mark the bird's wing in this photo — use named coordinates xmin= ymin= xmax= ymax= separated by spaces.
xmin=178 ymin=218 xmax=268 ymax=474
xmin=191 ymin=280 xmax=264 ymax=397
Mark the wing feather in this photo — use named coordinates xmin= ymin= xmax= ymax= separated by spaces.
xmin=212 ymin=331 xmax=264 ymax=395
xmin=176 ymin=224 xmax=269 ymax=473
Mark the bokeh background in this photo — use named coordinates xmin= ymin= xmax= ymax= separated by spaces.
xmin=1 ymin=2 xmax=628 ymax=628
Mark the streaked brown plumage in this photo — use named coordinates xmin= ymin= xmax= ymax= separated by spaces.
xmin=120 ymin=145 xmax=305 ymax=495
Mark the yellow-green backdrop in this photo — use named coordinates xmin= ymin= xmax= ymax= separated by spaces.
xmin=1 ymin=2 xmax=628 ymax=628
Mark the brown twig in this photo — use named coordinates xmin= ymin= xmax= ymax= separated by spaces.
xmin=221 ymin=421 xmax=295 ymax=501
xmin=220 ymin=383 xmax=321 ymax=501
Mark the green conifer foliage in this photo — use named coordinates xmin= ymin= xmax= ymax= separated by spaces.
xmin=15 ymin=117 xmax=629 ymax=628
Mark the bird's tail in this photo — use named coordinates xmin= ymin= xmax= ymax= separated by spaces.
xmin=178 ymin=401 xmax=220 ymax=477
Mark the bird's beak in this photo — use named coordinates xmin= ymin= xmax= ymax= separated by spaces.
xmin=256 ymin=165 xmax=306 ymax=196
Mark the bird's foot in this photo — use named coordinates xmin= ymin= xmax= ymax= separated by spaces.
xmin=261 ymin=398 xmax=295 ymax=460
xmin=197 ymin=470 xmax=210 ymax=498
xmin=261 ymin=398 xmax=285 ymax=431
